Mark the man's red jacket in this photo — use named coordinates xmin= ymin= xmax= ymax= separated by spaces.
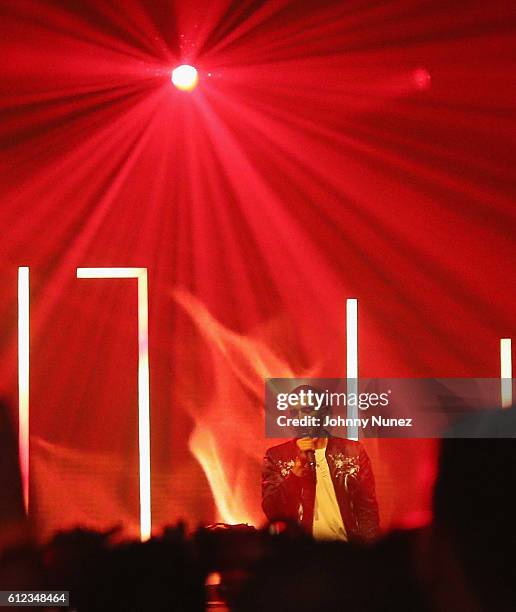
xmin=262 ymin=437 xmax=380 ymax=543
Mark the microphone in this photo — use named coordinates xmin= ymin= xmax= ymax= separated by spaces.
xmin=299 ymin=430 xmax=317 ymax=471
xmin=305 ymin=449 xmax=316 ymax=471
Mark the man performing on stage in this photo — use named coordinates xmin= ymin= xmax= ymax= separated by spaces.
xmin=262 ymin=386 xmax=380 ymax=543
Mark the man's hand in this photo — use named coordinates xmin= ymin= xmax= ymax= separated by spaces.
xmin=292 ymin=438 xmax=315 ymax=477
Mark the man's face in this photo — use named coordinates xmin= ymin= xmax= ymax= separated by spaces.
xmin=288 ymin=386 xmax=328 ymax=420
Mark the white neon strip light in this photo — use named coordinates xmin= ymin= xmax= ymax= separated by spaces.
xmin=77 ymin=267 xmax=151 ymax=541
xmin=136 ymin=270 xmax=151 ymax=541
xmin=346 ymin=299 xmax=359 ymax=440
xmin=18 ymin=267 xmax=30 ymax=514
xmin=500 ymin=338 xmax=512 ymax=409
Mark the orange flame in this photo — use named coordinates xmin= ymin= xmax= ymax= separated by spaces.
xmin=174 ymin=289 xmax=315 ymax=525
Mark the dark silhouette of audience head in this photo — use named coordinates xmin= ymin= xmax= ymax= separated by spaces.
xmin=433 ymin=411 xmax=516 ymax=612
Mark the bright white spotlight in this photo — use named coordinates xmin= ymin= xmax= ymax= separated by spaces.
xmin=171 ymin=64 xmax=198 ymax=91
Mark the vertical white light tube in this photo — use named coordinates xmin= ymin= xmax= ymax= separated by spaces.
xmin=346 ymin=299 xmax=359 ymax=440
xmin=136 ymin=270 xmax=151 ymax=541
xmin=18 ymin=267 xmax=30 ymax=514
xmin=77 ymin=267 xmax=151 ymax=541
xmin=500 ymin=338 xmax=512 ymax=409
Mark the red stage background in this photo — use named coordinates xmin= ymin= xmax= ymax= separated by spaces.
xmin=1 ymin=0 xmax=514 ymax=539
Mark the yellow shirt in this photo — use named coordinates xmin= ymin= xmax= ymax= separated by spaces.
xmin=312 ymin=447 xmax=348 ymax=541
